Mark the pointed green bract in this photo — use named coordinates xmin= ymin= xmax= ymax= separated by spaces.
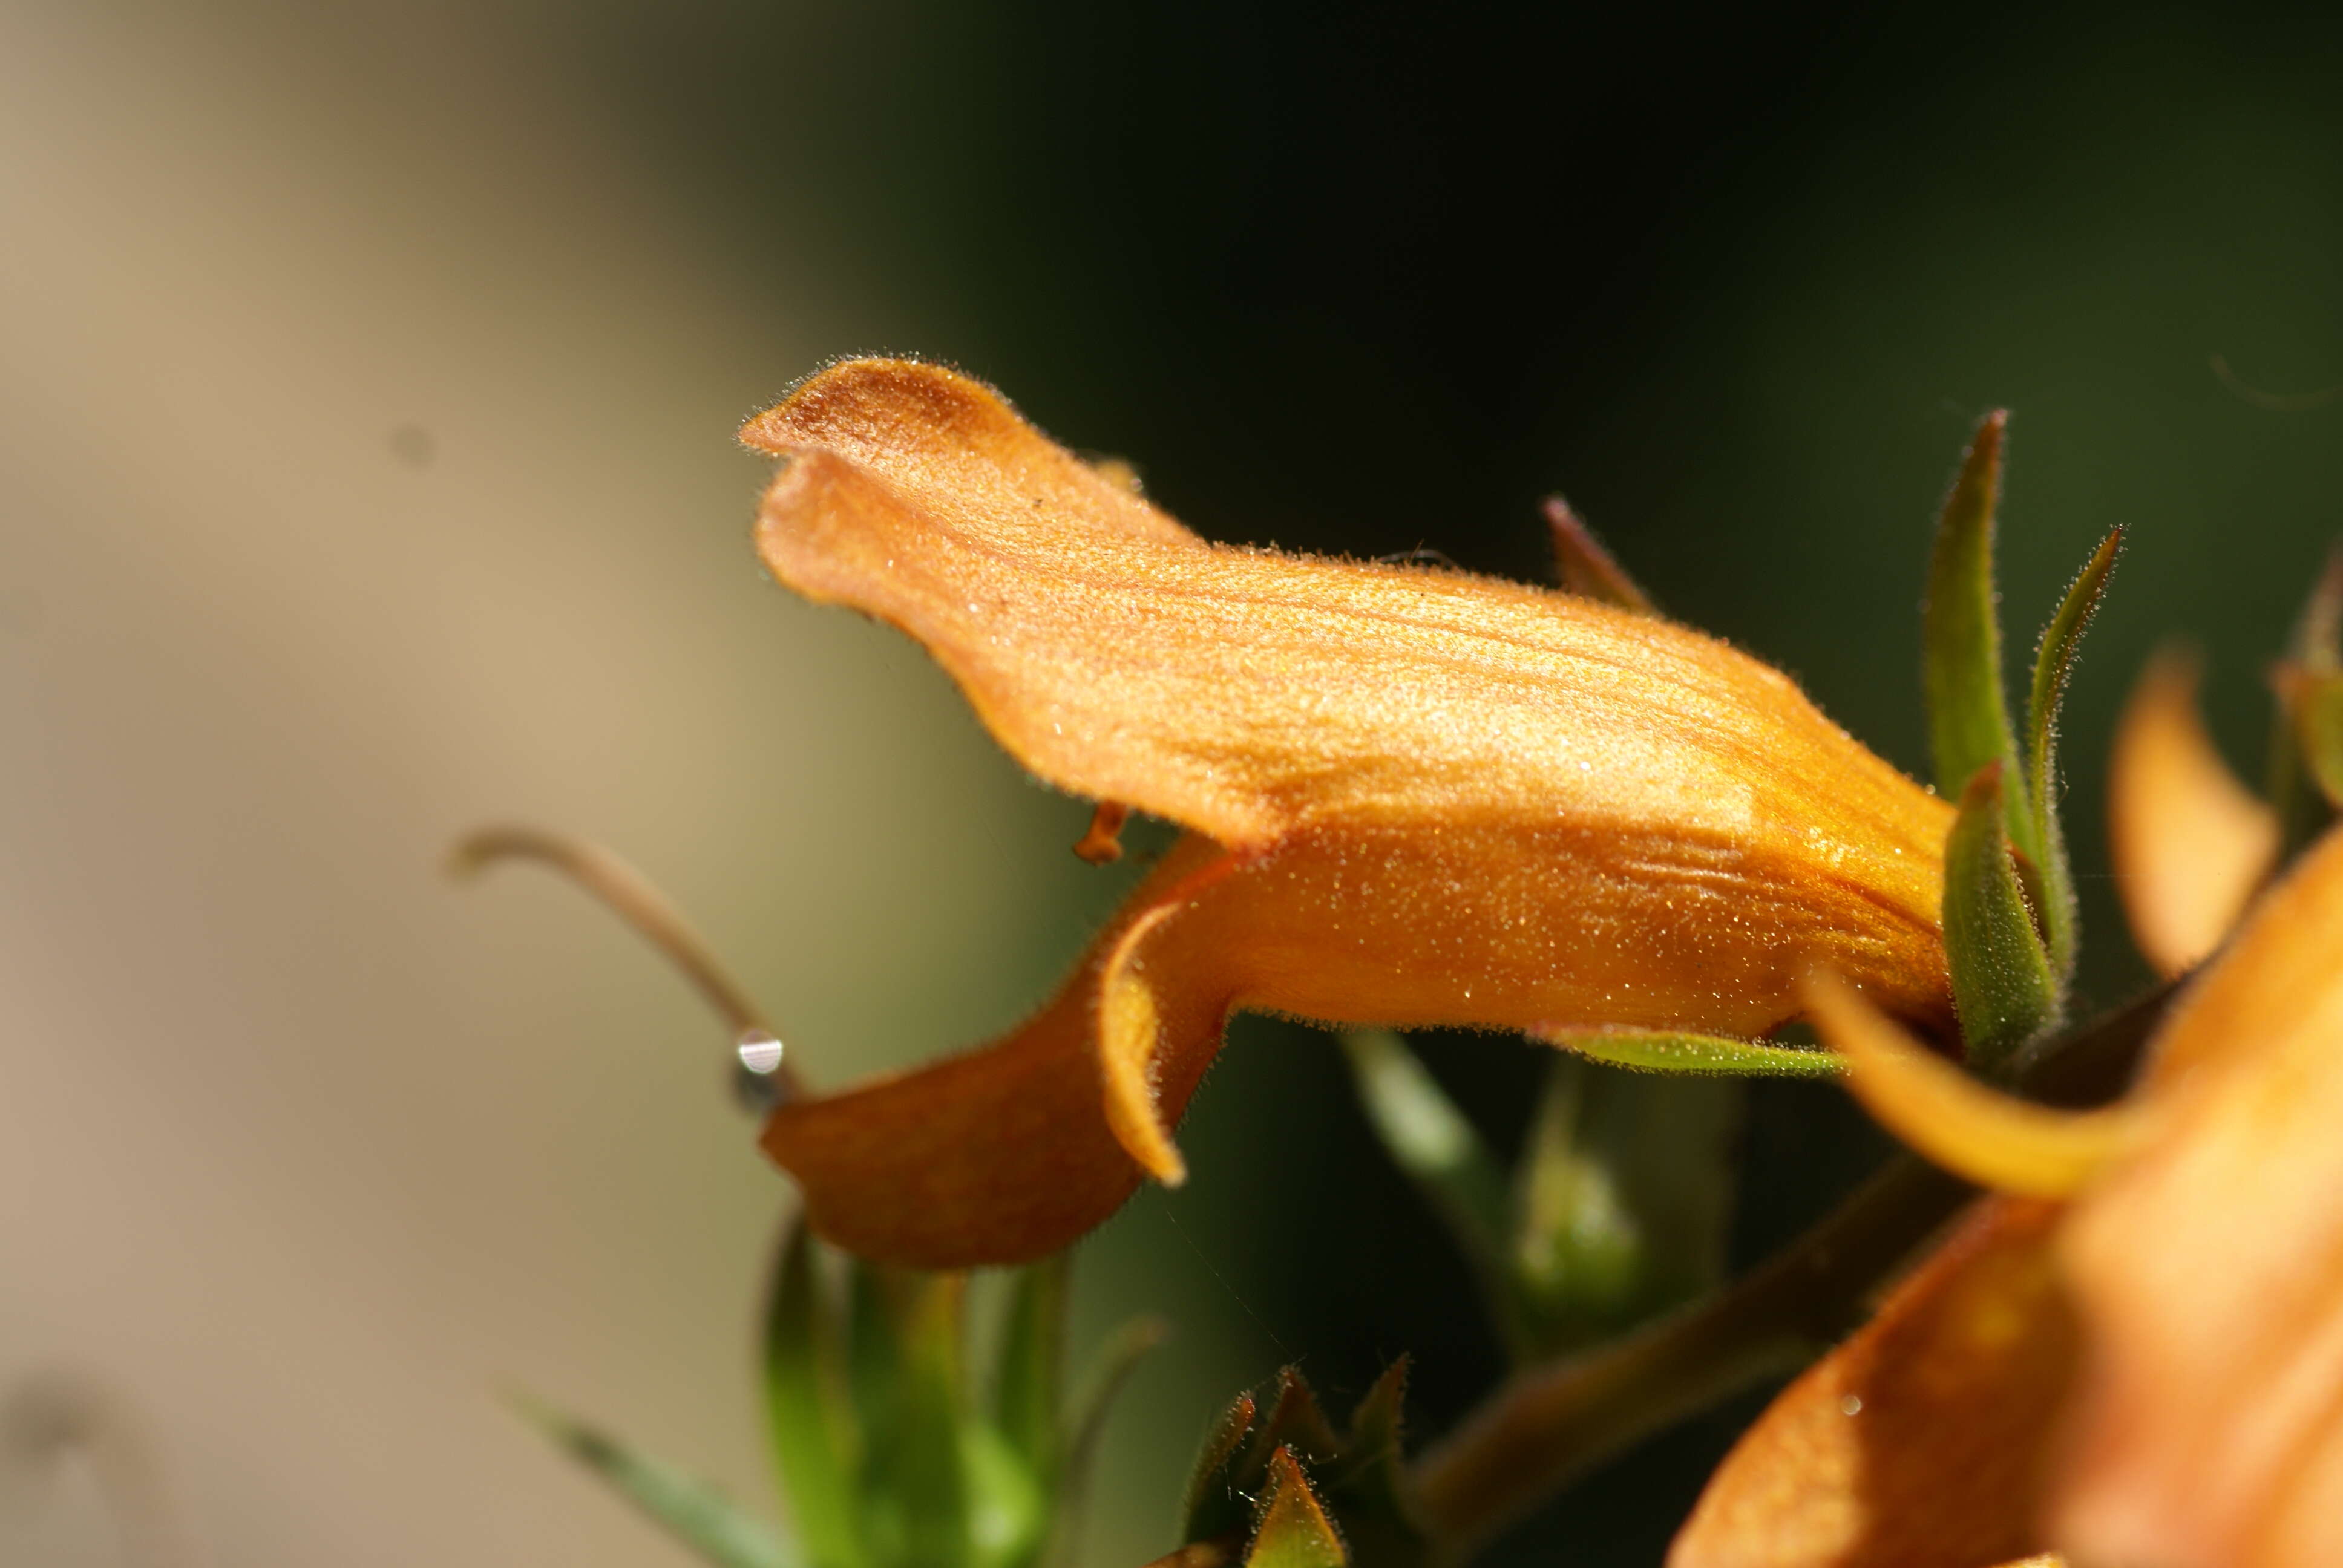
xmin=1542 ymin=497 xmax=1656 ymax=613
xmin=1942 ymin=762 xmax=2060 ymax=1071
xmin=1246 ymin=1450 xmax=1349 ymax=1568
xmin=1181 ymin=1393 xmax=1259 ymax=1546
xmin=2022 ymin=527 xmax=2122 ymax=981
xmin=1923 ymin=411 xmax=2026 ymax=857
xmin=1316 ymin=1362 xmax=1427 ymax=1568
xmin=1177 ymin=1371 xmax=1429 ymax=1568
xmin=764 ymin=1221 xmax=870 ymax=1568
xmin=1536 ymin=1026 xmax=1842 ymax=1078
xmin=1238 ymin=1369 xmax=1340 ymax=1478
xmin=510 ymin=1391 xmax=799 ymax=1568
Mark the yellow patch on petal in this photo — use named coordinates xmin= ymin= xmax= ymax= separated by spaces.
xmin=1094 ymin=848 xmax=1248 ymax=1185
xmin=2108 ymin=648 xmax=2278 ymax=978
xmin=1805 ymin=973 xmax=2145 ymax=1199
xmin=1670 ymin=1198 xmax=2075 ymax=1568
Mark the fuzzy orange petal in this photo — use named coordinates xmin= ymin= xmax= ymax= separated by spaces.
xmin=2107 ymin=648 xmax=2278 ymax=978
xmin=2051 ymin=824 xmax=2343 ymax=1568
xmin=746 ymin=359 xmax=1952 ymax=905
xmin=762 ymin=835 xmax=1237 ymax=1266
xmin=1805 ymin=972 xmax=2147 ymax=1200
xmin=747 ymin=359 xmax=1959 ymax=1264
xmin=1670 ymin=1198 xmax=2075 ymax=1568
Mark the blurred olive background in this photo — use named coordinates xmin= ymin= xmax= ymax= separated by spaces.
xmin=3 ymin=2 xmax=2339 ymax=1564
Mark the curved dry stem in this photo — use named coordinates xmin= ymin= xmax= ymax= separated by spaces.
xmin=1408 ymin=981 xmax=2172 ymax=1558
xmin=450 ymin=825 xmax=804 ymax=1103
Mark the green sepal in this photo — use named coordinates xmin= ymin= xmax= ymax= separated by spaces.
xmin=1537 ymin=1026 xmax=1842 ymax=1079
xmin=2022 ymin=526 xmax=2122 ymax=981
xmin=1179 ymin=1391 xmax=1259 ymax=1546
xmin=1178 ymin=1371 xmax=1429 ymax=1567
xmin=1509 ymin=1057 xmax=1738 ymax=1359
xmin=853 ymin=1267 xmax=972 ymax=1568
xmin=1943 ymin=761 xmax=2061 ymax=1072
xmin=1184 ymin=1369 xmax=1339 ymax=1547
xmin=1923 ymin=411 xmax=2031 ymax=871
xmin=508 ymin=1391 xmax=799 ymax=1568
xmin=763 ymin=1221 xmax=870 ymax=1568
xmin=1038 ymin=1315 xmax=1168 ymax=1568
xmin=1245 ymin=1449 xmax=1349 ymax=1568
xmin=1236 ymin=1369 xmax=1340 ymax=1476
xmin=992 ymin=1258 xmax=1067 ymax=1492
xmin=1314 ymin=1362 xmax=1428 ymax=1568
xmin=1337 ymin=1031 xmax=1517 ymax=1334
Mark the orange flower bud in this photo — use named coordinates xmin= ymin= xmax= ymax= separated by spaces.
xmin=742 ymin=359 xmax=1954 ymax=1266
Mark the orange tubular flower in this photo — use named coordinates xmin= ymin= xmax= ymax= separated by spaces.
xmin=1726 ymin=822 xmax=2343 ymax=1568
xmin=739 ymin=358 xmax=1955 ymax=1267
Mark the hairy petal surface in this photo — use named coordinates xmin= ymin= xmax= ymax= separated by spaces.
xmin=2107 ymin=650 xmax=2278 ymax=977
xmin=746 ymin=359 xmax=1956 ymax=1265
xmin=2053 ymin=825 xmax=2343 ymax=1568
xmin=1671 ymin=1198 xmax=2073 ymax=1568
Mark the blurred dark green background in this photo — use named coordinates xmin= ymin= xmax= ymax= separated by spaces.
xmin=3 ymin=2 xmax=2338 ymax=1564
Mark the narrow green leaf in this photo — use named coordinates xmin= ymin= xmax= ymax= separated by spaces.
xmin=1542 ymin=497 xmax=1656 ymax=613
xmin=1039 ymin=1315 xmax=1169 ymax=1568
xmin=992 ymin=1257 xmax=1067 ymax=1489
xmin=1943 ymin=761 xmax=2061 ymax=1071
xmin=1337 ymin=1030 xmax=1515 ymax=1315
xmin=1317 ymin=1362 xmax=1429 ymax=1568
xmin=510 ymin=1392 xmax=798 ymax=1568
xmin=1245 ymin=1449 xmax=1348 ymax=1568
xmin=1924 ymin=411 xmax=2034 ymax=862
xmin=854 ymin=1269 xmax=971 ymax=1568
xmin=762 ymin=1221 xmax=869 ymax=1568
xmin=2022 ymin=527 xmax=2122 ymax=981
xmin=1180 ymin=1393 xmax=1257 ymax=1546
xmin=1536 ymin=1026 xmax=1841 ymax=1078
